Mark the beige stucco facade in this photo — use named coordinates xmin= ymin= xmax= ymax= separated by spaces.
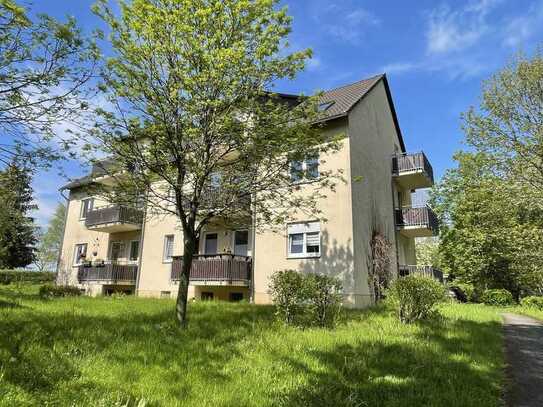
xmin=57 ymin=75 xmax=434 ymax=306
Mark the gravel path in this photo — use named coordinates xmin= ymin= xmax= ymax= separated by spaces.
xmin=502 ymin=313 xmax=543 ymax=407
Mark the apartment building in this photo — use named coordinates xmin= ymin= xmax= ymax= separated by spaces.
xmin=57 ymin=74 xmax=438 ymax=307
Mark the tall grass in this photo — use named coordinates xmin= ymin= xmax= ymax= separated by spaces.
xmin=0 ymin=286 xmax=504 ymax=406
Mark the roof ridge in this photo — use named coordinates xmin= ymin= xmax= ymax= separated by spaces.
xmin=324 ymin=73 xmax=384 ymax=94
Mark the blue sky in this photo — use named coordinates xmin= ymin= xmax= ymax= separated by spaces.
xmin=31 ymin=0 xmax=543 ymax=226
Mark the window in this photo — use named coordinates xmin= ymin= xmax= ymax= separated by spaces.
xmin=201 ymin=292 xmax=214 ymax=300
xmin=129 ymin=240 xmax=140 ymax=261
xmin=163 ymin=235 xmax=174 ymax=262
xmin=290 ymin=153 xmax=319 ymax=182
xmin=210 ymin=172 xmax=221 ymax=188
xmin=234 ymin=230 xmax=249 ymax=256
xmin=80 ymin=198 xmax=94 ymax=219
xmin=73 ymin=243 xmax=88 ymax=265
xmin=229 ymin=292 xmax=244 ymax=302
xmin=204 ymin=233 xmax=218 ymax=255
xmin=318 ymin=101 xmax=334 ymax=112
xmin=287 ymin=222 xmax=320 ymax=258
xmin=160 ymin=291 xmax=171 ymax=298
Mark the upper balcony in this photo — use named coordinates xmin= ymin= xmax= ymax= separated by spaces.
xmin=392 ymin=152 xmax=434 ymax=190
xmin=171 ymin=254 xmax=252 ymax=286
xmin=395 ymin=205 xmax=439 ymax=238
xmin=85 ymin=205 xmax=143 ymax=233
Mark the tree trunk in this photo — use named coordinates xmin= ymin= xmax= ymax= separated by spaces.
xmin=176 ymin=234 xmax=197 ymax=327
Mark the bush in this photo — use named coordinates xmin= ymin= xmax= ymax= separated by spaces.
xmin=481 ymin=289 xmax=514 ymax=306
xmin=269 ymin=270 xmax=308 ymax=325
xmin=0 ymin=270 xmax=56 ymax=285
xmin=449 ymin=282 xmax=478 ymax=302
xmin=305 ymin=273 xmax=343 ymax=328
xmin=269 ymin=270 xmax=343 ymax=327
xmin=388 ymin=275 xmax=446 ymax=323
xmin=520 ymin=296 xmax=543 ymax=310
xmin=39 ymin=285 xmax=81 ymax=299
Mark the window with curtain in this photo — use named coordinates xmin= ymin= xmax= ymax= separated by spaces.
xmin=287 ymin=221 xmax=321 ymax=258
xmin=289 ymin=153 xmax=319 ymax=182
xmin=80 ymin=198 xmax=94 ymax=219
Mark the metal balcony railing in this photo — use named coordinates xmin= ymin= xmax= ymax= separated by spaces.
xmin=85 ymin=205 xmax=143 ymax=228
xmin=392 ymin=152 xmax=434 ymax=184
xmin=77 ymin=262 xmax=138 ymax=283
xmin=395 ymin=205 xmax=439 ymax=234
xmin=171 ymin=254 xmax=252 ymax=283
xmin=399 ymin=265 xmax=444 ymax=283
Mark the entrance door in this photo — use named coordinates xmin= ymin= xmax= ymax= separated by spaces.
xmin=234 ymin=230 xmax=249 ymax=256
xmin=204 ymin=233 xmax=218 ymax=255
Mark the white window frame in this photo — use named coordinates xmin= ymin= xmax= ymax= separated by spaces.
xmin=73 ymin=243 xmax=88 ymax=266
xmin=290 ymin=153 xmax=319 ymax=183
xmin=232 ymin=229 xmax=250 ymax=256
xmin=163 ymin=235 xmax=175 ymax=263
xmin=109 ymin=241 xmax=126 ymax=262
xmin=79 ymin=197 xmax=94 ymax=220
xmin=287 ymin=222 xmax=321 ymax=259
xmin=129 ymin=240 xmax=140 ymax=262
xmin=203 ymin=232 xmax=219 ymax=255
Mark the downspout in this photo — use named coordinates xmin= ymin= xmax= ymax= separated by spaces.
xmin=250 ymin=192 xmax=257 ymax=303
xmin=134 ymin=199 xmax=148 ymax=296
xmin=55 ymin=188 xmax=71 ymax=286
xmin=390 ymin=154 xmax=401 ymax=277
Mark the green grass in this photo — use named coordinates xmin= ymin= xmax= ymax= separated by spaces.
xmin=506 ymin=306 xmax=543 ymax=321
xmin=1 ymin=285 xmax=505 ymax=406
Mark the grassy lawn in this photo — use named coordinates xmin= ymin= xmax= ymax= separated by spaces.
xmin=1 ymin=285 xmax=504 ymax=407
xmin=505 ymin=306 xmax=543 ymax=321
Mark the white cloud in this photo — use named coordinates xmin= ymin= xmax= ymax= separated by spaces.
xmin=425 ymin=0 xmax=503 ymax=55
xmin=311 ymin=3 xmax=380 ymax=44
xmin=503 ymin=2 xmax=543 ymax=48
xmin=380 ymin=62 xmax=420 ymax=75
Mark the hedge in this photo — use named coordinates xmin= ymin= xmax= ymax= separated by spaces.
xmin=0 ymin=270 xmax=56 ymax=285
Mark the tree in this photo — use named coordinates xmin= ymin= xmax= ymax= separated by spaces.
xmin=34 ymin=203 xmax=66 ymax=272
xmin=0 ymin=161 xmax=38 ymax=268
xmin=0 ymin=0 xmax=99 ymax=167
xmin=415 ymin=237 xmax=440 ymax=267
xmin=85 ymin=0 xmax=343 ymax=327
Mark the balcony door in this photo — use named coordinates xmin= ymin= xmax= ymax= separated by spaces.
xmin=233 ymin=230 xmax=249 ymax=256
xmin=110 ymin=241 xmax=125 ymax=262
xmin=204 ymin=233 xmax=218 ymax=255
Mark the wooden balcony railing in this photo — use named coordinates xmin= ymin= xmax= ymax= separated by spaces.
xmin=395 ymin=205 xmax=439 ymax=234
xmin=85 ymin=205 xmax=143 ymax=228
xmin=77 ymin=262 xmax=138 ymax=283
xmin=392 ymin=152 xmax=434 ymax=183
xmin=399 ymin=265 xmax=444 ymax=283
xmin=171 ymin=254 xmax=252 ymax=283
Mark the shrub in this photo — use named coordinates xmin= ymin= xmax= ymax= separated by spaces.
xmin=39 ymin=285 xmax=81 ymax=299
xmin=305 ymin=273 xmax=343 ymax=328
xmin=388 ymin=275 xmax=446 ymax=323
xmin=269 ymin=270 xmax=343 ymax=327
xmin=450 ymin=282 xmax=476 ymax=302
xmin=520 ymin=296 xmax=543 ymax=310
xmin=0 ymin=270 xmax=56 ymax=285
xmin=481 ymin=289 xmax=514 ymax=306
xmin=268 ymin=270 xmax=307 ymax=324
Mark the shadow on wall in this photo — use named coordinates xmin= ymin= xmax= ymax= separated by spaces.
xmin=298 ymin=230 xmax=356 ymax=293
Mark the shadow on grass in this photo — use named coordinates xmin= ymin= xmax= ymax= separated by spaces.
xmin=0 ymin=299 xmax=276 ymax=404
xmin=269 ymin=311 xmax=503 ymax=407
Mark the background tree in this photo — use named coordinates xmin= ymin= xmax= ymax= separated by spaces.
xmin=0 ymin=161 xmax=38 ymax=268
xmin=86 ymin=0 xmax=343 ymax=327
xmin=0 ymin=0 xmax=99 ymax=167
xmin=33 ymin=203 xmax=66 ymax=272
xmin=415 ymin=237 xmax=440 ymax=268
xmin=433 ymin=50 xmax=543 ymax=297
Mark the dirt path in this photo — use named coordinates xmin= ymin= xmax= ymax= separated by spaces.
xmin=502 ymin=313 xmax=543 ymax=407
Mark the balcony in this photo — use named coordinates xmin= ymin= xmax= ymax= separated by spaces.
xmin=392 ymin=152 xmax=434 ymax=189
xmin=85 ymin=205 xmax=143 ymax=233
xmin=77 ymin=262 xmax=138 ymax=284
xmin=395 ymin=205 xmax=439 ymax=237
xmin=399 ymin=265 xmax=444 ymax=283
xmin=171 ymin=254 xmax=252 ymax=286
